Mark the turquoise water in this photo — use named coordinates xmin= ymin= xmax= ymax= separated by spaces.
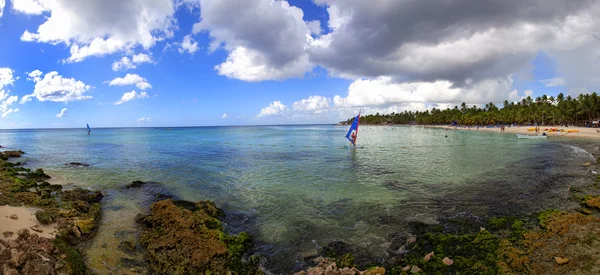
xmin=0 ymin=126 xmax=596 ymax=272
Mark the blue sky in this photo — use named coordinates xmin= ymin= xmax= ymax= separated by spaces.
xmin=0 ymin=0 xmax=598 ymax=128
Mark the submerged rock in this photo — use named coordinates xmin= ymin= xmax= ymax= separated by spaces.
xmin=138 ymin=199 xmax=262 ymax=274
xmin=64 ymin=162 xmax=90 ymax=167
xmin=124 ymin=180 xmax=147 ymax=189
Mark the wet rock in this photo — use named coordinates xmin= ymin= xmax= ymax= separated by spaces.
xmin=138 ymin=199 xmax=260 ymax=274
xmin=125 ymin=180 xmax=147 ymax=189
xmin=72 ymin=226 xmax=81 ymax=238
xmin=442 ymin=257 xmax=454 ymax=266
xmin=64 ymin=162 xmax=90 ymax=167
xmin=401 ymin=265 xmax=411 ymax=271
xmin=0 ymin=150 xmax=24 ymax=159
xmin=9 ymin=214 xmax=18 ymax=220
xmin=62 ymin=188 xmax=103 ymax=203
xmin=30 ymin=225 xmax=43 ymax=233
xmin=35 ymin=210 xmax=55 ymax=224
xmin=3 ymin=231 xmax=14 ymax=238
xmin=120 ymin=258 xmax=146 ymax=268
xmin=117 ymin=241 xmax=138 ymax=254
xmin=105 ymin=204 xmax=125 ymax=211
xmin=72 ymin=200 xmax=91 ymax=212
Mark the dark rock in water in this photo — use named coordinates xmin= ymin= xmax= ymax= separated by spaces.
xmin=0 ymin=150 xmax=24 ymax=160
xmin=64 ymin=162 xmax=90 ymax=167
xmin=118 ymin=241 xmax=139 ymax=254
xmin=62 ymin=188 xmax=103 ymax=203
xmin=120 ymin=258 xmax=146 ymax=268
xmin=125 ymin=180 xmax=147 ymax=189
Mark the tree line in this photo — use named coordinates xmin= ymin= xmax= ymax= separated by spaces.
xmin=344 ymin=92 xmax=600 ymax=126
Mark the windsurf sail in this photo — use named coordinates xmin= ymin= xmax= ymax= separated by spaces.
xmin=345 ymin=112 xmax=360 ymax=145
xmin=87 ymin=124 xmax=91 ymax=134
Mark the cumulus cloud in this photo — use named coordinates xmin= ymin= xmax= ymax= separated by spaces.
xmin=221 ymin=113 xmax=228 ymax=119
xmin=310 ymin=0 xmax=599 ymax=84
xmin=55 ymin=107 xmax=67 ymax=118
xmin=115 ymin=90 xmax=149 ymax=105
xmin=107 ymin=74 xmax=152 ymax=90
xmin=307 ymin=20 xmax=322 ymax=36
xmin=193 ymin=0 xmax=312 ymax=81
xmin=21 ymin=70 xmax=92 ymax=103
xmin=112 ymin=53 xmax=153 ymax=71
xmin=332 ymin=76 xmax=515 ymax=109
xmin=293 ymin=95 xmax=330 ymax=114
xmin=15 ymin=0 xmax=176 ymax=62
xmin=257 ymin=101 xmax=288 ymax=117
xmin=179 ymin=35 xmax=199 ymax=54
xmin=138 ymin=117 xmax=151 ymax=122
xmin=0 ymin=68 xmax=20 ymax=117
xmin=0 ymin=0 xmax=5 ymax=18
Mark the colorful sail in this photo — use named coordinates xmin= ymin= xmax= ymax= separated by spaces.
xmin=345 ymin=113 xmax=360 ymax=145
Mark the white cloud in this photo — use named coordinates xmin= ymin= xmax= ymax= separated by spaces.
xmin=115 ymin=90 xmax=149 ymax=105
xmin=293 ymin=95 xmax=330 ymax=114
xmin=112 ymin=53 xmax=153 ymax=71
xmin=55 ymin=107 xmax=67 ymax=118
xmin=15 ymin=0 xmax=176 ymax=62
xmin=524 ymin=89 xmax=534 ymax=98
xmin=193 ymin=0 xmax=313 ymax=81
xmin=0 ymin=0 xmax=5 ymax=18
xmin=539 ymin=78 xmax=566 ymax=87
xmin=179 ymin=35 xmax=199 ymax=54
xmin=21 ymin=70 xmax=92 ymax=103
xmin=0 ymin=68 xmax=19 ymax=118
xmin=108 ymin=74 xmax=152 ymax=90
xmin=11 ymin=0 xmax=47 ymax=15
xmin=332 ymin=76 xmax=514 ymax=109
xmin=307 ymin=20 xmax=322 ymax=36
xmin=257 ymin=101 xmax=288 ymax=117
xmin=221 ymin=113 xmax=228 ymax=119
xmin=137 ymin=117 xmax=151 ymax=122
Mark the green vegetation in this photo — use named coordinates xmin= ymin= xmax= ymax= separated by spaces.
xmin=345 ymin=92 xmax=600 ymax=126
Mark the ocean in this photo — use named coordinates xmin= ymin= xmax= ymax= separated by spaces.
xmin=0 ymin=125 xmax=596 ymax=273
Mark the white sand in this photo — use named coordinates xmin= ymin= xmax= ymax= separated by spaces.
xmin=430 ymin=125 xmax=600 ymax=140
xmin=0 ymin=205 xmax=58 ymax=241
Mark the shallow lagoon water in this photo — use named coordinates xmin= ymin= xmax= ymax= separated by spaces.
xmin=0 ymin=125 xmax=596 ymax=273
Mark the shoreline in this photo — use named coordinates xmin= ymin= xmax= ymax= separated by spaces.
xmin=422 ymin=124 xmax=600 ymax=141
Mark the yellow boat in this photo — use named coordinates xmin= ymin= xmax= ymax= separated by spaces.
xmin=567 ymin=130 xmax=579 ymax=133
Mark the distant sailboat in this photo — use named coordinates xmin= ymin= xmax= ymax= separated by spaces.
xmin=345 ymin=112 xmax=360 ymax=146
xmin=87 ymin=124 xmax=91 ymax=135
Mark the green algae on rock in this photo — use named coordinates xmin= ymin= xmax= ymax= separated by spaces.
xmin=138 ymin=199 xmax=263 ymax=274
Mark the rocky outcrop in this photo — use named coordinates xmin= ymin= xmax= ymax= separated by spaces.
xmin=138 ymin=199 xmax=263 ymax=274
xmin=0 ymin=229 xmax=69 ymax=275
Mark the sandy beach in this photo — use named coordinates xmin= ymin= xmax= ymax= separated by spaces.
xmin=430 ymin=125 xmax=600 ymax=140
xmin=0 ymin=205 xmax=58 ymax=240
